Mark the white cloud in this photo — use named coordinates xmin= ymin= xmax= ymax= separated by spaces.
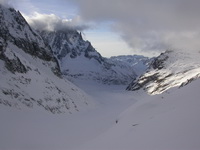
xmin=23 ymin=12 xmax=89 ymax=31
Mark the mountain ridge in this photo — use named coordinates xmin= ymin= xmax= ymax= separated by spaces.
xmin=126 ymin=50 xmax=200 ymax=94
xmin=40 ymin=29 xmax=141 ymax=85
xmin=0 ymin=4 xmax=94 ymax=113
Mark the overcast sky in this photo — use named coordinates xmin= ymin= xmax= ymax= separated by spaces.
xmin=2 ymin=0 xmax=200 ymax=57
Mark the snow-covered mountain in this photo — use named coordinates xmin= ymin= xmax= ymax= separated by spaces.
xmin=126 ymin=50 xmax=200 ymax=95
xmin=1 ymin=5 xmax=200 ymax=150
xmin=0 ymin=4 xmax=93 ymax=113
xmin=40 ymin=30 xmax=137 ymax=85
xmin=110 ymin=55 xmax=152 ymax=76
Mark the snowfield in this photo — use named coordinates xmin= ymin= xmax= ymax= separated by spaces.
xmin=0 ymin=82 xmax=136 ymax=150
xmin=75 ymin=79 xmax=200 ymax=150
xmin=1 ymin=78 xmax=200 ymax=150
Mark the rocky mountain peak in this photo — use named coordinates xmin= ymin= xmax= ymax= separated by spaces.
xmin=40 ymin=29 xmax=103 ymax=62
xmin=40 ymin=29 xmax=137 ymax=85
xmin=0 ymin=4 xmax=53 ymax=62
xmin=150 ymin=50 xmax=171 ymax=70
xmin=0 ymin=5 xmax=92 ymax=113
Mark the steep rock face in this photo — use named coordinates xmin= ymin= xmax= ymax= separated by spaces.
xmin=0 ymin=5 xmax=53 ymax=61
xmin=40 ymin=30 xmax=137 ymax=85
xmin=40 ymin=30 xmax=103 ymax=62
xmin=0 ymin=4 xmax=61 ymax=76
xmin=0 ymin=5 xmax=93 ymax=113
xmin=126 ymin=50 xmax=200 ymax=95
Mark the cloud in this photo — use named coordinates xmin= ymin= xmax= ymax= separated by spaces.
xmin=71 ymin=0 xmax=200 ymax=54
xmin=23 ymin=12 xmax=89 ymax=32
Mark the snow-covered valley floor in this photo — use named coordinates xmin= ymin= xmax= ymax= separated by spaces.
xmin=1 ymin=79 xmax=200 ymax=150
xmin=0 ymin=81 xmax=136 ymax=150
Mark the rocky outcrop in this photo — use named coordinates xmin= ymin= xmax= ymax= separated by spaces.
xmin=127 ymin=50 xmax=200 ymax=95
xmin=0 ymin=6 xmax=54 ymax=61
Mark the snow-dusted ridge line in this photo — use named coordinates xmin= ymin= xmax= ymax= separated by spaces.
xmin=0 ymin=4 xmax=94 ymax=113
xmin=110 ymin=55 xmax=153 ymax=76
xmin=0 ymin=5 xmax=53 ymax=62
xmin=127 ymin=50 xmax=200 ymax=95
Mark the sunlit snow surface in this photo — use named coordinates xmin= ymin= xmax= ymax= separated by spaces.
xmin=128 ymin=50 xmax=200 ymax=95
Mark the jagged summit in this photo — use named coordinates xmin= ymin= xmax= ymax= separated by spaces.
xmin=40 ymin=29 xmax=138 ymax=85
xmin=0 ymin=5 xmax=93 ymax=113
xmin=0 ymin=4 xmax=53 ymax=61
xmin=40 ymin=29 xmax=103 ymax=62
xmin=126 ymin=50 xmax=200 ymax=94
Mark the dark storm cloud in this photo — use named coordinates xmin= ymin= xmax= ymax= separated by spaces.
xmin=71 ymin=0 xmax=200 ymax=53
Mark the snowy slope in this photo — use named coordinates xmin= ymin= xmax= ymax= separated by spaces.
xmin=74 ymin=78 xmax=200 ymax=150
xmin=127 ymin=50 xmax=200 ymax=94
xmin=40 ymin=30 xmax=137 ymax=85
xmin=0 ymin=81 xmax=136 ymax=150
xmin=0 ymin=4 xmax=93 ymax=113
xmin=1 ymin=74 xmax=200 ymax=150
